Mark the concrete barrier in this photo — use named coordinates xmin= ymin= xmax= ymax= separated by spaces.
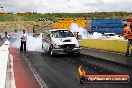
xmin=0 ymin=41 xmax=10 ymax=88
xmin=80 ymin=39 xmax=131 ymax=53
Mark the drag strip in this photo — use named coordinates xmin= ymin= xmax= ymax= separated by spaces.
xmin=9 ymin=33 xmax=132 ymax=88
xmin=9 ymin=48 xmax=41 ymax=88
xmin=23 ymin=52 xmax=131 ymax=88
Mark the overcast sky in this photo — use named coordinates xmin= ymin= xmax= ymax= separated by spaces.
xmin=0 ymin=0 xmax=132 ymax=13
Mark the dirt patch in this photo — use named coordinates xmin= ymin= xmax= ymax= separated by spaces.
xmin=0 ymin=21 xmax=53 ymax=33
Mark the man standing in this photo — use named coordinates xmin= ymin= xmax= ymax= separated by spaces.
xmin=20 ymin=30 xmax=27 ymax=53
xmin=123 ymin=24 xmax=132 ymax=56
xmin=4 ymin=32 xmax=9 ymax=40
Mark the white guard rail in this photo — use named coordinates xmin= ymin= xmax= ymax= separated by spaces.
xmin=0 ymin=40 xmax=10 ymax=88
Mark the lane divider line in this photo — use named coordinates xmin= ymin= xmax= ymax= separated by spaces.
xmin=22 ymin=53 xmax=48 ymax=88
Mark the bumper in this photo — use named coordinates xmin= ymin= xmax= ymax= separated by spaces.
xmin=52 ymin=48 xmax=81 ymax=54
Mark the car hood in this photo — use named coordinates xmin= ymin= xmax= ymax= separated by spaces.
xmin=51 ymin=37 xmax=78 ymax=45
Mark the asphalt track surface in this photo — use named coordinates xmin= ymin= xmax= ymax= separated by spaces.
xmin=10 ymin=35 xmax=132 ymax=88
xmin=23 ymin=52 xmax=132 ymax=88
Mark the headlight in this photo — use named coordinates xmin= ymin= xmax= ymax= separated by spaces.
xmin=53 ymin=44 xmax=60 ymax=48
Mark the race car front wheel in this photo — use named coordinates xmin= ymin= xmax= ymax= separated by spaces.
xmin=49 ymin=45 xmax=55 ymax=56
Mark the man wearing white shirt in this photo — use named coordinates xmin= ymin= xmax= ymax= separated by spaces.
xmin=20 ymin=30 xmax=27 ymax=52
xmin=4 ymin=32 xmax=9 ymax=41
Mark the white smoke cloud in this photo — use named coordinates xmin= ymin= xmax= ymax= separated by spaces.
xmin=10 ymin=33 xmax=48 ymax=52
xmin=70 ymin=23 xmax=88 ymax=39
xmin=1 ymin=0 xmax=132 ymax=12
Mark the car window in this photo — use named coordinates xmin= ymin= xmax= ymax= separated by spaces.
xmin=51 ymin=30 xmax=73 ymax=38
xmin=108 ymin=34 xmax=115 ymax=36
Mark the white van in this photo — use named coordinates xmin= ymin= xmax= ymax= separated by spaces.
xmin=42 ymin=29 xmax=81 ymax=56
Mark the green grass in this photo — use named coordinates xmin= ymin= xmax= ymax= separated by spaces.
xmin=0 ymin=14 xmax=14 ymax=21
xmin=0 ymin=12 xmax=132 ymax=22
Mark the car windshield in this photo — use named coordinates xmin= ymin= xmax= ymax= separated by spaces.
xmin=51 ymin=30 xmax=73 ymax=38
xmin=103 ymin=33 xmax=115 ymax=36
xmin=107 ymin=34 xmax=115 ymax=36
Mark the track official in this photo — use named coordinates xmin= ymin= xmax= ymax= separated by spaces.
xmin=20 ymin=30 xmax=27 ymax=53
xmin=123 ymin=24 xmax=132 ymax=56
